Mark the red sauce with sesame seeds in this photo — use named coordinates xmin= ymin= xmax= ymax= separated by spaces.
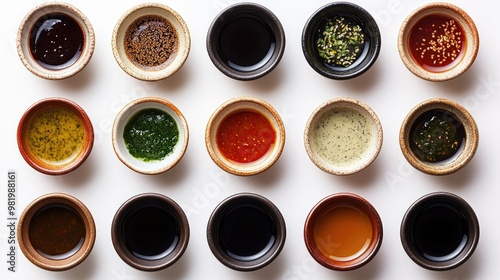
xmin=216 ymin=110 xmax=276 ymax=163
xmin=409 ymin=14 xmax=466 ymax=72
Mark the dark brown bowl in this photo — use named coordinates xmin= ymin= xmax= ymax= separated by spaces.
xmin=304 ymin=193 xmax=383 ymax=271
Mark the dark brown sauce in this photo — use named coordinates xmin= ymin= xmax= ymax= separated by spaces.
xmin=29 ymin=13 xmax=84 ymax=70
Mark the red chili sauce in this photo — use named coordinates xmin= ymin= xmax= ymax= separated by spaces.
xmin=216 ymin=110 xmax=276 ymax=163
xmin=409 ymin=14 xmax=465 ymax=72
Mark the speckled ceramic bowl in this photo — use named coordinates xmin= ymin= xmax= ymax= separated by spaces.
xmin=205 ymin=97 xmax=285 ymax=176
xmin=304 ymin=98 xmax=382 ymax=175
xmin=112 ymin=3 xmax=190 ymax=81
xmin=399 ymin=98 xmax=478 ymax=175
xmin=398 ymin=2 xmax=479 ymax=81
xmin=112 ymin=97 xmax=189 ymax=175
xmin=17 ymin=1 xmax=95 ymax=80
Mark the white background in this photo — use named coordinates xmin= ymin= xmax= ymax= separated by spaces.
xmin=1 ymin=0 xmax=498 ymax=279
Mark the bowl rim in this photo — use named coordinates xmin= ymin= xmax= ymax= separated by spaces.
xmin=206 ymin=192 xmax=286 ymax=271
xmin=304 ymin=97 xmax=383 ymax=175
xmin=112 ymin=96 xmax=189 ymax=175
xmin=17 ymin=97 xmax=94 ymax=175
xmin=301 ymin=1 xmax=381 ymax=80
xmin=17 ymin=192 xmax=96 ymax=271
xmin=400 ymin=191 xmax=480 ymax=270
xmin=397 ymin=2 xmax=479 ymax=82
xmin=206 ymin=2 xmax=286 ymax=81
xmin=205 ymin=96 xmax=285 ymax=176
xmin=304 ymin=192 xmax=383 ymax=271
xmin=111 ymin=2 xmax=191 ymax=81
xmin=16 ymin=1 xmax=95 ymax=80
xmin=399 ymin=98 xmax=478 ymax=175
xmin=111 ymin=192 xmax=190 ymax=271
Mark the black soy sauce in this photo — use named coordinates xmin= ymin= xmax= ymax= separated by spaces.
xmin=218 ymin=15 xmax=275 ymax=71
xmin=411 ymin=203 xmax=468 ymax=262
xmin=29 ymin=13 xmax=84 ymax=70
xmin=123 ymin=206 xmax=179 ymax=260
xmin=218 ymin=204 xmax=276 ymax=261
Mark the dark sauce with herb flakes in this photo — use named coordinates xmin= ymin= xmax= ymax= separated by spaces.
xmin=29 ymin=13 xmax=84 ymax=70
xmin=123 ymin=108 xmax=179 ymax=162
xmin=410 ymin=109 xmax=465 ymax=162
xmin=29 ymin=204 xmax=85 ymax=259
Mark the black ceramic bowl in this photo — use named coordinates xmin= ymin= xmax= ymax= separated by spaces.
xmin=206 ymin=2 xmax=286 ymax=80
xmin=400 ymin=192 xmax=479 ymax=271
xmin=302 ymin=2 xmax=381 ymax=80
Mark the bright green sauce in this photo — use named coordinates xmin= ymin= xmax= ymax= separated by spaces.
xmin=123 ymin=108 xmax=179 ymax=162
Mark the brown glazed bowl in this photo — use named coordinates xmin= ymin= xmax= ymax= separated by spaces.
xmin=17 ymin=193 xmax=96 ymax=271
xmin=17 ymin=98 xmax=94 ymax=175
xmin=304 ymin=193 xmax=383 ymax=271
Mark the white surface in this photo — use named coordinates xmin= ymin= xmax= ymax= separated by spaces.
xmin=0 ymin=0 xmax=498 ymax=279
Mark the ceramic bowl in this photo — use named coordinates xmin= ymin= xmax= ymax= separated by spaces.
xmin=112 ymin=3 xmax=190 ymax=81
xmin=17 ymin=1 xmax=95 ymax=80
xmin=304 ymin=193 xmax=383 ymax=271
xmin=398 ymin=2 xmax=479 ymax=81
xmin=206 ymin=2 xmax=286 ymax=80
xmin=207 ymin=193 xmax=286 ymax=271
xmin=304 ymin=97 xmax=383 ymax=175
xmin=401 ymin=192 xmax=479 ymax=271
xmin=399 ymin=98 xmax=478 ymax=175
xmin=17 ymin=193 xmax=96 ymax=271
xmin=17 ymin=98 xmax=94 ymax=175
xmin=111 ymin=193 xmax=189 ymax=271
xmin=112 ymin=97 xmax=188 ymax=175
xmin=205 ymin=96 xmax=285 ymax=176
xmin=302 ymin=2 xmax=381 ymax=80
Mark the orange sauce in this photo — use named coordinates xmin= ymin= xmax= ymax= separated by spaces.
xmin=314 ymin=205 xmax=373 ymax=261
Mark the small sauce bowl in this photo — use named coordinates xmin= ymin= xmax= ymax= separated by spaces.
xmin=205 ymin=96 xmax=285 ymax=176
xmin=18 ymin=193 xmax=96 ymax=271
xmin=304 ymin=193 xmax=383 ymax=271
xmin=17 ymin=1 xmax=95 ymax=80
xmin=17 ymin=98 xmax=94 ymax=175
xmin=304 ymin=98 xmax=383 ymax=175
xmin=398 ymin=2 xmax=479 ymax=81
xmin=207 ymin=193 xmax=286 ymax=271
xmin=401 ymin=192 xmax=479 ymax=270
xmin=399 ymin=98 xmax=478 ymax=175
xmin=112 ymin=3 xmax=190 ymax=81
xmin=111 ymin=193 xmax=189 ymax=271
xmin=302 ymin=2 xmax=381 ymax=80
xmin=112 ymin=97 xmax=189 ymax=175
xmin=206 ymin=2 xmax=286 ymax=80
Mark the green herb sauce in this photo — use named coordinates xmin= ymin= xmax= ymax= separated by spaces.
xmin=410 ymin=109 xmax=465 ymax=162
xmin=123 ymin=108 xmax=179 ymax=162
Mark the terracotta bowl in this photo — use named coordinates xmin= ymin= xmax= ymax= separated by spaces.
xmin=398 ymin=2 xmax=479 ymax=81
xmin=304 ymin=98 xmax=383 ymax=175
xmin=17 ymin=98 xmax=94 ymax=175
xmin=399 ymin=98 xmax=478 ymax=175
xmin=205 ymin=96 xmax=285 ymax=176
xmin=112 ymin=3 xmax=190 ymax=81
xmin=18 ymin=193 xmax=96 ymax=271
xmin=112 ymin=97 xmax=189 ymax=175
xmin=17 ymin=1 xmax=95 ymax=80
xmin=304 ymin=193 xmax=383 ymax=271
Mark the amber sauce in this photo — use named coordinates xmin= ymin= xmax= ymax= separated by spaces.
xmin=409 ymin=14 xmax=466 ymax=72
xmin=314 ymin=205 xmax=373 ymax=261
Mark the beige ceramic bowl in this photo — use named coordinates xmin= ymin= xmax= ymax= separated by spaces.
xmin=205 ymin=97 xmax=285 ymax=176
xmin=112 ymin=3 xmax=190 ymax=81
xmin=399 ymin=98 xmax=478 ymax=175
xmin=17 ymin=98 xmax=94 ymax=175
xmin=17 ymin=1 xmax=95 ymax=80
xmin=398 ymin=2 xmax=479 ymax=81
xmin=112 ymin=97 xmax=189 ymax=175
xmin=18 ymin=193 xmax=96 ymax=271
xmin=304 ymin=98 xmax=383 ymax=175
